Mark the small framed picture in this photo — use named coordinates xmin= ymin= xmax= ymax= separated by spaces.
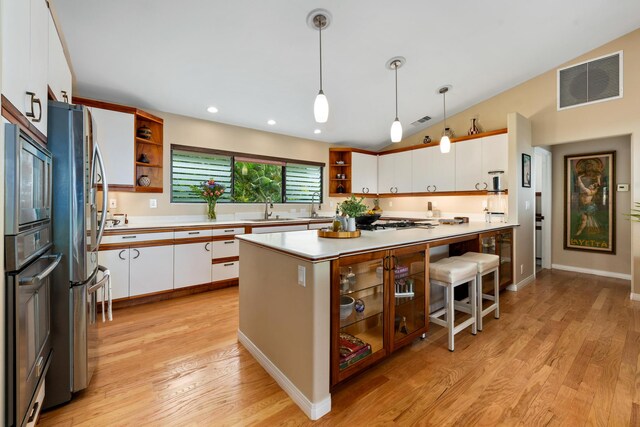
xmin=522 ymin=153 xmax=532 ymax=188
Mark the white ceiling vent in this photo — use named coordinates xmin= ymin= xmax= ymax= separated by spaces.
xmin=411 ymin=115 xmax=431 ymax=126
xmin=557 ymin=51 xmax=622 ymax=110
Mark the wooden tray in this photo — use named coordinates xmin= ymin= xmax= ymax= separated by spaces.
xmin=317 ymin=229 xmax=361 ymax=239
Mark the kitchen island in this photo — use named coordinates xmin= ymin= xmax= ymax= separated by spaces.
xmin=236 ymin=222 xmax=516 ymax=420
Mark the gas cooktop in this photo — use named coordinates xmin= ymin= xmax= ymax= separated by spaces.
xmin=357 ymin=220 xmax=438 ymax=231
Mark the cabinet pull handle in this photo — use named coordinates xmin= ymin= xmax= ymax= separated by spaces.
xmin=475 ymin=183 xmax=480 ymax=190
xmin=205 ymin=242 xmax=211 ymax=251
xmin=188 ymin=231 xmax=200 ymax=235
xmin=96 ymin=172 xmax=102 ymax=183
xmin=223 ymin=262 xmax=234 ymax=266
xmin=118 ymin=250 xmax=126 ymax=260
xmin=35 ymin=355 xmax=44 ymax=377
xmin=61 ymin=90 xmax=69 ymax=103
xmin=224 ymin=229 xmax=235 ymax=233
xmin=483 ymin=182 xmax=488 ymax=190
xmin=26 ymin=92 xmax=42 ymax=122
xmin=383 ymin=256 xmax=390 ymax=271
xmin=122 ymin=235 xmax=137 ymax=239
xmin=426 ymin=185 xmax=432 ymax=192
xmin=224 ymin=241 xmax=234 ymax=245
xmin=432 ymin=185 xmax=437 ymax=192
xmin=27 ymin=401 xmax=40 ymax=423
xmin=132 ymin=249 xmax=140 ymax=259
xmin=391 ymin=255 xmax=399 ymax=270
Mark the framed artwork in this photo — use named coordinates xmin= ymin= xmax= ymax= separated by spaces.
xmin=522 ymin=153 xmax=531 ymax=188
xmin=564 ymin=151 xmax=615 ymax=254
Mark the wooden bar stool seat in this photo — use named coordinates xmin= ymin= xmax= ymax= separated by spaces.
xmin=451 ymin=252 xmax=500 ymax=331
xmin=429 ymin=258 xmax=478 ymax=351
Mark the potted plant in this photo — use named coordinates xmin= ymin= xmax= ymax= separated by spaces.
xmin=339 ymin=195 xmax=367 ymax=231
xmin=190 ymin=179 xmax=226 ymax=220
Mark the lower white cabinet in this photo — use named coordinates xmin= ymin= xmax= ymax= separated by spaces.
xmin=212 ymin=261 xmax=239 ymax=282
xmin=212 ymin=239 xmax=239 ymax=259
xmin=130 ymin=245 xmax=174 ymax=296
xmin=174 ymin=242 xmax=212 ymax=289
xmin=97 ymin=248 xmax=130 ymax=301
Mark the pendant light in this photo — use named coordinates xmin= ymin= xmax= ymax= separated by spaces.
xmin=387 ymin=57 xmax=405 ymax=143
xmin=439 ymin=86 xmax=452 ymax=153
xmin=308 ymin=10 xmax=331 ymax=123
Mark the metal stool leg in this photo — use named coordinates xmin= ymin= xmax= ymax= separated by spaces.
xmin=447 ymin=284 xmax=455 ymax=351
xmin=471 ymin=277 xmax=477 ymax=335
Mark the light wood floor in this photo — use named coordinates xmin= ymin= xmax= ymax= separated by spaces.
xmin=40 ymin=269 xmax=640 ymax=426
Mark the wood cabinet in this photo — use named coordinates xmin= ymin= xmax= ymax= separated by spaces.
xmin=328 ymin=149 xmax=351 ymax=196
xmin=411 ymin=144 xmax=456 ymax=193
xmin=479 ymin=228 xmax=513 ymax=289
xmin=2 ymin=0 xmax=49 ymax=136
xmin=73 ymin=97 xmax=164 ymax=192
xmin=351 ymin=152 xmax=378 ymax=195
xmin=47 ymin=12 xmax=72 ymax=103
xmin=378 ymin=151 xmax=412 ymax=194
xmin=331 ymin=243 xmax=429 ymax=386
xmin=456 ymin=133 xmax=508 ymax=192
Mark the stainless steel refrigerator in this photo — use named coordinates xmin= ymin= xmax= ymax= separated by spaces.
xmin=44 ymin=101 xmax=111 ymax=408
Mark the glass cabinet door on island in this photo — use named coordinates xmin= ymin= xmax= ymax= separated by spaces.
xmin=479 ymin=228 xmax=513 ymax=289
xmin=331 ymin=250 xmax=388 ymax=386
xmin=389 ymin=244 xmax=429 ymax=351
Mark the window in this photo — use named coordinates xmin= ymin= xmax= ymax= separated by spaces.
xmin=170 ymin=145 xmax=324 ymax=203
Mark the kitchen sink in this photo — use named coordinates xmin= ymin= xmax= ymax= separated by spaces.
xmin=297 ymin=216 xmax=333 ymax=219
xmin=250 ymin=218 xmax=299 ymax=222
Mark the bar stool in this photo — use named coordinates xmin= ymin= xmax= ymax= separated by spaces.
xmin=451 ymin=252 xmax=500 ymax=331
xmin=429 ymin=258 xmax=478 ymax=351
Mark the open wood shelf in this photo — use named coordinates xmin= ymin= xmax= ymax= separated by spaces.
xmin=136 ymin=162 xmax=162 ymax=168
xmin=136 ymin=137 xmax=163 ymax=146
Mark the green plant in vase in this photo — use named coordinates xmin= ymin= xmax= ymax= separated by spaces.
xmin=190 ymin=179 xmax=226 ymax=220
xmin=339 ymin=195 xmax=368 ymax=218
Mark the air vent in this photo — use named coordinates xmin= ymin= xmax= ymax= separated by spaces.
xmin=411 ymin=115 xmax=431 ymax=126
xmin=557 ymin=51 xmax=622 ymax=110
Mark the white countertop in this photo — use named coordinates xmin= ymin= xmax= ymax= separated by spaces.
xmin=236 ymin=221 xmax=516 ymax=261
xmin=103 ymin=216 xmax=334 ymax=232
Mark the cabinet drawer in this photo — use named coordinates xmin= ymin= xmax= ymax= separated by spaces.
xmin=212 ymin=227 xmax=244 ymax=237
xmin=308 ymin=221 xmax=332 ymax=230
xmin=174 ymin=229 xmax=213 ymax=239
xmin=101 ymin=231 xmax=174 ymax=244
xmin=212 ymin=239 xmax=239 ymax=259
xmin=212 ymin=261 xmax=239 ymax=282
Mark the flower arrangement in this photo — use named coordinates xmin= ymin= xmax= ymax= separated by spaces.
xmin=339 ymin=195 xmax=368 ymax=218
xmin=190 ymin=179 xmax=226 ymax=220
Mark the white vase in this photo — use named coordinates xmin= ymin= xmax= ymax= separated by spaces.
xmin=347 ymin=217 xmax=356 ymax=232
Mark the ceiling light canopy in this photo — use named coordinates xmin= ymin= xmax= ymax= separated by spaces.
xmin=438 ymin=85 xmax=452 ymax=153
xmin=308 ymin=9 xmax=331 ymax=123
xmin=267 ymin=119 xmax=276 ymax=125
xmin=387 ymin=57 xmax=405 ymax=143
xmin=207 ymin=106 xmax=218 ymax=113
xmin=314 ymin=129 xmax=322 ymax=134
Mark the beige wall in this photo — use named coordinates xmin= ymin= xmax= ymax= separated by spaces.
xmin=107 ymin=111 xmax=331 ymax=217
xmin=551 ymin=135 xmax=631 ymax=275
xmin=1 ymin=0 xmax=6 ymax=419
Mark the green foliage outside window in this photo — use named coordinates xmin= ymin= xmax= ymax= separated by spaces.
xmin=233 ymin=161 xmax=283 ymax=202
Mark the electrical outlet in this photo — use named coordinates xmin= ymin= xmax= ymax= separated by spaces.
xmin=389 ymin=201 xmax=393 ymax=207
xmin=520 ymin=264 xmax=524 ymax=274
xmin=149 ymin=199 xmax=157 ymax=209
xmin=109 ymin=199 xmax=117 ymax=209
xmin=298 ymin=265 xmax=306 ymax=287
xmin=329 ymin=201 xmax=334 ymax=208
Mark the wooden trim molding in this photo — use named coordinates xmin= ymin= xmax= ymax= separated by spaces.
xmin=379 ymin=128 xmax=508 ymax=155
xmin=212 ymin=256 xmax=239 ymax=264
xmin=72 ymin=96 xmax=163 ymax=124
xmin=1 ymin=95 xmax=47 ymax=146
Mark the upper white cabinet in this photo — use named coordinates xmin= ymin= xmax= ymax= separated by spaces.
xmin=89 ymin=107 xmax=135 ymax=186
xmin=411 ymin=144 xmax=457 ymax=193
xmin=455 ymin=133 xmax=508 ymax=191
xmin=351 ymin=152 xmax=378 ymax=194
xmin=48 ymin=12 xmax=72 ymax=103
xmin=378 ymin=151 xmax=412 ymax=194
xmin=2 ymin=0 xmax=49 ymax=135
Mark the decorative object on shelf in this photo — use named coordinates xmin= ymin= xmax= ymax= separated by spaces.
xmin=468 ymin=118 xmax=481 ymax=135
xmin=354 ymin=298 xmax=365 ymax=313
xmin=372 ymin=198 xmax=383 ymax=214
xmin=339 ymin=195 xmax=367 ymax=218
xmin=386 ymin=56 xmax=406 ymax=143
xmin=340 ymin=273 xmax=350 ymax=293
xmin=339 ymin=333 xmax=372 ymax=369
xmin=137 ymin=153 xmax=150 ymax=163
xmin=190 ymin=179 xmax=226 ymax=220
xmin=136 ymin=124 xmax=152 ymax=140
xmin=339 ymin=295 xmax=355 ymax=320
xmin=335 ymin=160 xmax=345 ymax=165
xmin=137 ymin=175 xmax=151 ymax=187
xmin=423 ymin=135 xmax=432 ymax=144
xmin=336 ymin=183 xmax=346 ymax=194
xmin=308 ymin=9 xmax=331 ymax=123
xmin=346 ymin=267 xmax=356 ymax=287
xmin=563 ymin=151 xmax=615 ymax=254
xmin=438 ymin=85 xmax=452 ymax=153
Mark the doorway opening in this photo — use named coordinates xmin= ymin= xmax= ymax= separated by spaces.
xmin=534 ymin=147 xmax=552 ymax=271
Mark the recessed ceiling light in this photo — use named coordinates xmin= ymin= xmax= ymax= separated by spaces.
xmin=207 ymin=106 xmax=218 ymax=113
xmin=314 ymin=129 xmax=322 ymax=134
xmin=267 ymin=119 xmax=276 ymax=125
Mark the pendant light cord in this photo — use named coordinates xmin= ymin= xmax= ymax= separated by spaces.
xmin=318 ymin=18 xmax=323 ymax=92
xmin=443 ymin=90 xmax=447 ymax=134
xmin=394 ymin=62 xmax=399 ymax=120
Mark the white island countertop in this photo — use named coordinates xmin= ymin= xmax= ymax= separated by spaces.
xmin=236 ymin=221 xmax=517 ymax=261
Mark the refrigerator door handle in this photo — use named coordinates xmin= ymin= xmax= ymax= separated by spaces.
xmin=94 ymin=143 xmax=109 ymax=246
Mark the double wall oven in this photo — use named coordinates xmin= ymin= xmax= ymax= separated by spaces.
xmin=5 ymin=124 xmax=61 ymax=427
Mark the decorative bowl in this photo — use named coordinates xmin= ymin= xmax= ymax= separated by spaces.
xmin=340 ymin=295 xmax=355 ymax=320
xmin=137 ymin=125 xmax=152 ymax=139
xmin=355 ymin=214 xmax=381 ymax=226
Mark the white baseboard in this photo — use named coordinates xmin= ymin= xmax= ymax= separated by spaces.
xmin=237 ymin=329 xmax=331 ymax=420
xmin=506 ymin=273 xmax=535 ymax=292
xmin=551 ymin=264 xmax=631 ymax=281
xmin=631 ymin=293 xmax=640 ymax=302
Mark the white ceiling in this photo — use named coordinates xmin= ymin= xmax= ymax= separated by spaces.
xmin=52 ymin=0 xmax=640 ymax=149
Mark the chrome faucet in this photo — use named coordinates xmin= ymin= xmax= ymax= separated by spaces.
xmin=310 ymin=192 xmax=320 ymax=218
xmin=264 ymin=197 xmax=273 ymax=220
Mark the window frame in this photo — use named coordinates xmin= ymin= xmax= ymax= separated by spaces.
xmin=170 ymin=144 xmax=324 ymax=204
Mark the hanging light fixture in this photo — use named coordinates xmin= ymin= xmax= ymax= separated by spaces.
xmin=308 ymin=10 xmax=331 ymax=123
xmin=438 ymin=86 xmax=452 ymax=153
xmin=386 ymin=57 xmax=405 ymax=143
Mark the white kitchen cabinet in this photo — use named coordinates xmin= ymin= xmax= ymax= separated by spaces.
xmin=455 ymin=134 xmax=509 ymax=191
xmin=48 ymin=12 xmax=72 ymax=103
xmin=351 ymin=152 xmax=378 ymax=194
xmin=2 ymin=0 xmax=49 ymax=135
xmin=378 ymin=151 xmax=412 ymax=194
xmin=130 ymin=245 xmax=174 ymax=296
xmin=212 ymin=239 xmax=239 ymax=259
xmin=89 ymin=107 xmax=135 ymax=187
xmin=212 ymin=261 xmax=239 ymax=282
xmin=411 ymin=144 xmax=456 ymax=193
xmin=174 ymin=242 xmax=212 ymax=289
xmin=98 ymin=249 xmax=130 ymax=300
